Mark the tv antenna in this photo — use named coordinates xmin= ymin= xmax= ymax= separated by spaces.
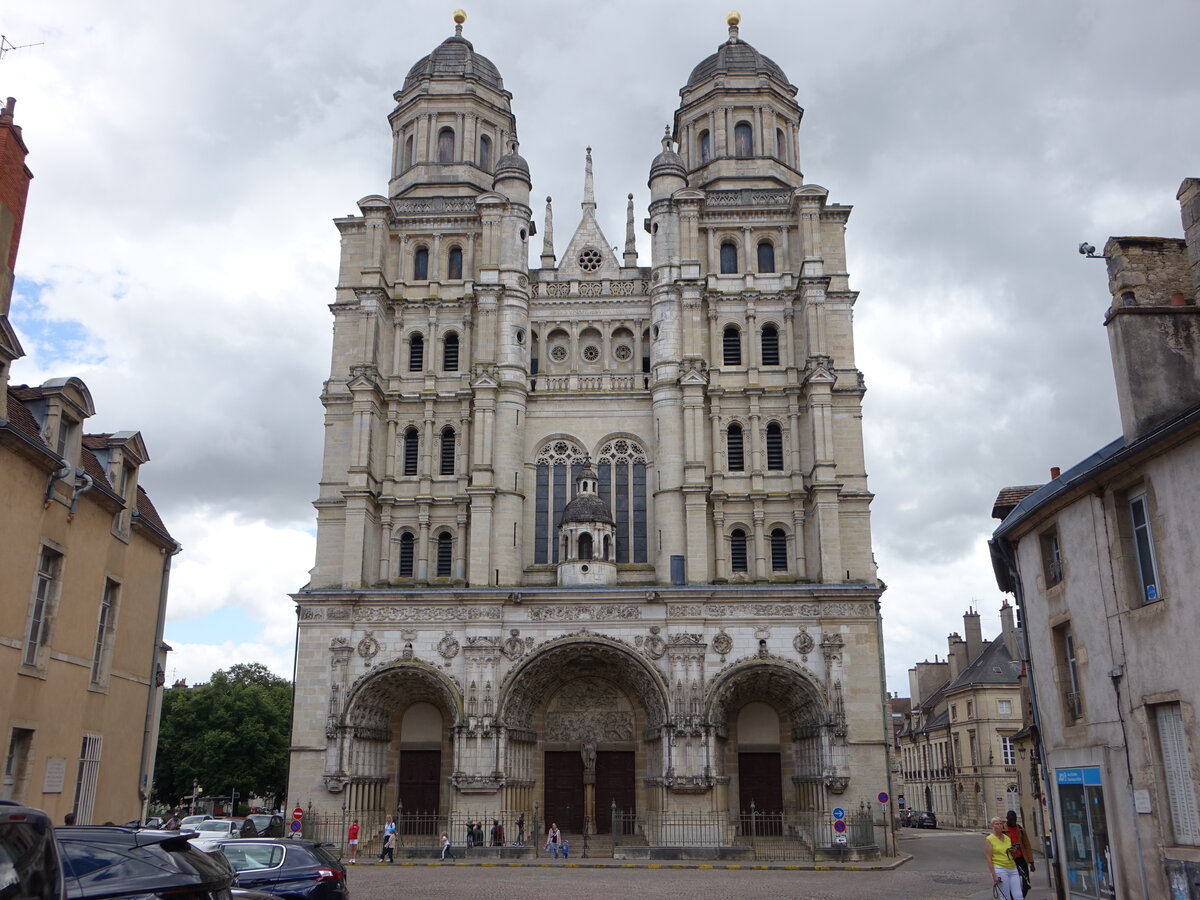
xmin=0 ymin=35 xmax=45 ymax=60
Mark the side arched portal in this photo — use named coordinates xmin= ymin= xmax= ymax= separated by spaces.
xmin=707 ymin=660 xmax=831 ymax=813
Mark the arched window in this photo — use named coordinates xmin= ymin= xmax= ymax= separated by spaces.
xmin=447 ymin=247 xmax=463 ymax=280
xmin=478 ymin=134 xmax=492 ymax=171
xmin=398 ymin=532 xmax=415 ymax=577
xmin=727 ymin=424 xmax=745 ymax=471
xmin=404 ymin=135 xmax=414 ymax=169
xmin=730 ymin=529 xmax=748 ymax=572
xmin=443 ymin=333 xmax=459 ymax=371
xmin=766 ymin=422 xmax=784 ymax=470
xmin=757 ymin=240 xmax=775 ymax=273
xmin=776 ymin=128 xmax=785 ymax=160
xmin=761 ymin=325 xmax=780 ymax=366
xmin=437 ymin=127 xmax=455 ymax=163
xmin=735 ymin=122 xmax=753 ymax=157
xmin=770 ymin=528 xmax=788 ymax=571
xmin=409 ymin=334 xmax=424 ymax=371
xmin=723 ymin=326 xmax=742 ymax=366
xmin=699 ymin=130 xmax=711 ymax=164
xmin=436 ymin=532 xmax=453 ymax=577
xmin=413 ymin=247 xmax=429 ymax=281
xmin=440 ymin=426 xmax=455 ymax=475
xmin=402 ymin=426 xmax=419 ymax=476
xmin=720 ymin=242 xmax=738 ymax=274
xmin=579 ymin=532 xmax=593 ymax=560
xmin=603 ymin=534 xmax=611 ymax=560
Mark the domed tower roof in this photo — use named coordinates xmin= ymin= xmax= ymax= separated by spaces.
xmin=686 ymin=13 xmax=792 ymax=89
xmin=494 ymin=137 xmax=530 ymax=180
xmin=402 ymin=18 xmax=505 ymax=92
xmin=560 ymin=463 xmax=613 ymax=525
xmin=649 ymin=127 xmax=687 ymax=180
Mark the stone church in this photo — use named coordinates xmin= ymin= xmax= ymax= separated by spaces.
xmin=289 ymin=12 xmax=890 ymax=845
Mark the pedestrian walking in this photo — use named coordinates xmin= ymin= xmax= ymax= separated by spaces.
xmin=440 ymin=831 xmax=456 ymax=860
xmin=380 ymin=828 xmax=395 ymax=864
xmin=561 ymin=837 xmax=570 ymax=858
xmin=985 ymin=816 xmax=1024 ymax=900
xmin=1005 ymin=810 xmax=1034 ymax=896
xmin=515 ymin=813 xmax=525 ymax=846
xmin=347 ymin=819 xmax=359 ymax=864
xmin=545 ymin=822 xmax=562 ymax=859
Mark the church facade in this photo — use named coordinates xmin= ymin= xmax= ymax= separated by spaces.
xmin=290 ymin=13 xmax=890 ymax=846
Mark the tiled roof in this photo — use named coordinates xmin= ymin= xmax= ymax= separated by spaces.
xmin=82 ymin=433 xmax=112 ymax=450
xmin=991 ymin=485 xmax=1042 ymax=520
xmin=135 ymin=485 xmax=173 ymax=540
xmin=78 ymin=445 xmax=115 ymax=493
xmin=5 ymin=387 xmax=43 ymax=440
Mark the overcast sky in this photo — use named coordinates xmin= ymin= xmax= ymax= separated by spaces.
xmin=4 ymin=0 xmax=1198 ymax=696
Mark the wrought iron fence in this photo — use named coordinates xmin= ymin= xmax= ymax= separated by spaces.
xmin=295 ymin=806 xmax=539 ymax=859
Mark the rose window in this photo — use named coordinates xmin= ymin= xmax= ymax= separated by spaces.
xmin=582 ymin=345 xmax=600 ymax=362
xmin=550 ymin=346 xmax=568 ymax=361
xmin=578 ymin=248 xmax=602 ymax=271
xmin=614 ymin=345 xmax=632 ymax=361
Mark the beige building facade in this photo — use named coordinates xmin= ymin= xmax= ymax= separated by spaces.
xmin=991 ymin=179 xmax=1200 ymax=899
xmin=290 ymin=15 xmax=891 ymax=850
xmin=0 ymin=99 xmax=179 ymax=825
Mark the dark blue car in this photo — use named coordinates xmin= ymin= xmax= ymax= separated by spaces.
xmin=217 ymin=839 xmax=348 ymax=899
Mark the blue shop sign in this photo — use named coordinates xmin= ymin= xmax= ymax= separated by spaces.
xmin=1056 ymin=766 xmax=1101 ymax=786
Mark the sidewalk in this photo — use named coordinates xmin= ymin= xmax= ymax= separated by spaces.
xmin=347 ymin=853 xmax=914 ymax=871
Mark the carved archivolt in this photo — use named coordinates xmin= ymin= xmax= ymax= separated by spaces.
xmin=706 ymin=658 xmax=827 ymax=735
xmin=344 ymin=660 xmax=463 ymax=730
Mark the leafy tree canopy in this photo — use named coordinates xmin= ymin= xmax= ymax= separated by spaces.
xmin=153 ymin=664 xmax=292 ymax=812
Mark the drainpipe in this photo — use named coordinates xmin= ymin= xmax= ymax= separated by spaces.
xmin=44 ymin=460 xmax=73 ymax=507
xmin=139 ymin=539 xmax=182 ymax=823
xmin=67 ymin=472 xmax=94 ymax=520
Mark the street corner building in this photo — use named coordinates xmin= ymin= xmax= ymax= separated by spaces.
xmin=0 ymin=100 xmax=179 ymax=824
xmin=990 ymin=178 xmax=1200 ymax=899
xmin=288 ymin=13 xmax=891 ymax=855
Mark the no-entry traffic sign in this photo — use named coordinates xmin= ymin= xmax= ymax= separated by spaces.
xmin=292 ymin=807 xmax=304 ymax=820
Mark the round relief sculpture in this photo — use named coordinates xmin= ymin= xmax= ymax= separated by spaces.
xmin=712 ymin=630 xmax=733 ymax=658
xmin=578 ymin=248 xmax=603 ymax=272
xmin=614 ymin=345 xmax=632 ymax=361
xmin=550 ymin=345 xmax=568 ymax=362
xmin=793 ymin=629 xmax=815 ymax=655
xmin=437 ymin=632 xmax=460 ymax=660
xmin=582 ymin=345 xmax=600 ymax=362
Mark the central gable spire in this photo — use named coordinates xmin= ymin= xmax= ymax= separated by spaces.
xmin=557 ymin=146 xmax=621 ymax=278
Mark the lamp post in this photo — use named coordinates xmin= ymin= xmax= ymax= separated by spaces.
xmin=191 ymin=779 xmax=202 ymax=816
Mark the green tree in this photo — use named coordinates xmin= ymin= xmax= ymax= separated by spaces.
xmin=153 ymin=663 xmax=292 ymax=812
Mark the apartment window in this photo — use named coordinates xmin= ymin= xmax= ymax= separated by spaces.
xmin=1155 ymin=703 xmax=1200 ymax=845
xmin=447 ymin=247 xmax=463 ymax=281
xmin=24 ymin=547 xmax=63 ymax=667
xmin=699 ymin=130 xmax=711 ymax=164
xmin=719 ymin=242 xmax=738 ymax=274
xmin=730 ymin=529 xmax=748 ymax=573
xmin=951 ymin=704 xmax=958 ymax=721
xmin=398 ymin=533 xmax=415 ymax=578
xmin=1129 ymin=492 xmax=1160 ymax=602
xmin=402 ymin=427 xmax=419 ymax=476
xmin=437 ymin=127 xmax=455 ymax=164
xmin=443 ymin=333 xmax=459 ymax=371
xmin=966 ymin=700 xmax=974 ymax=718
xmin=409 ymin=334 xmax=425 ymax=371
xmin=1040 ymin=527 xmax=1063 ymax=587
xmin=998 ymin=699 xmax=1013 ymax=716
xmin=968 ymin=731 xmax=978 ymax=765
xmin=766 ymin=422 xmax=784 ymax=470
xmin=1001 ymin=736 xmax=1016 ymax=766
xmin=436 ymin=533 xmax=453 ymax=578
xmin=757 ymin=241 xmax=775 ymax=274
xmin=723 ymin=326 xmax=741 ymax=366
xmin=726 ymin=424 xmax=745 ymax=472
xmin=413 ymin=248 xmax=429 ymax=281
xmin=770 ymin=528 xmax=788 ymax=571
xmin=72 ymin=735 xmax=103 ymax=825
xmin=478 ymin=134 xmax=492 ymax=171
xmin=2 ymin=728 xmax=34 ymax=802
xmin=761 ymin=325 xmax=780 ymax=365
xmin=440 ymin=427 xmax=456 ymax=475
xmin=1055 ymin=625 xmax=1084 ymax=722
xmin=734 ymin=122 xmax=753 ymax=157
xmin=90 ymin=580 xmax=119 ymax=685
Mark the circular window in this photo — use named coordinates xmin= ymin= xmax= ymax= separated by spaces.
xmin=614 ymin=345 xmax=632 ymax=361
xmin=520 ymin=229 xmax=527 ymax=241
xmin=578 ymin=248 xmax=602 ymax=271
xmin=515 ymin=328 xmax=525 ymax=344
xmin=581 ymin=564 xmax=589 ymax=573
xmin=582 ymin=345 xmax=600 ymax=362
xmin=550 ymin=346 xmax=568 ymax=362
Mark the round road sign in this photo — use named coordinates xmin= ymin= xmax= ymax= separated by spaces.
xmin=290 ymin=820 xmax=302 ymax=833
xmin=877 ymin=791 xmax=890 ymax=804
xmin=833 ymin=820 xmax=847 ymax=833
xmin=292 ymin=807 xmax=304 ymax=820
xmin=832 ymin=807 xmax=845 ymax=820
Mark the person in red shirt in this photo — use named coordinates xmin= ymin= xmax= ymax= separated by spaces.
xmin=1005 ymin=810 xmax=1034 ymax=894
xmin=347 ymin=819 xmax=360 ymax=864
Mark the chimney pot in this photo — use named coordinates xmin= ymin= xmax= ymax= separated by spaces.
xmin=1050 ymin=466 xmax=1061 ymax=479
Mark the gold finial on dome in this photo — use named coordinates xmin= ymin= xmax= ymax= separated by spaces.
xmin=453 ymin=9 xmax=467 ymax=24
xmin=726 ymin=10 xmax=741 ymax=26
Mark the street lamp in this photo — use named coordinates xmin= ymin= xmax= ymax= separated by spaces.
xmin=191 ymin=780 xmax=202 ymax=816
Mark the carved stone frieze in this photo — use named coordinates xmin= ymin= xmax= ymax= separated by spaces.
xmin=666 ymin=601 xmax=872 ymax=619
xmin=356 ymin=606 xmax=501 ymax=623
xmin=529 ymin=604 xmax=641 ymax=621
xmin=327 ymin=607 xmax=351 ymax=620
xmin=300 ymin=607 xmax=323 ymax=621
xmin=545 ymin=710 xmax=634 ymax=742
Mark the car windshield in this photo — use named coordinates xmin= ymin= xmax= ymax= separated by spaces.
xmin=221 ymin=844 xmax=284 ymax=872
xmin=194 ymin=821 xmax=233 ymax=833
xmin=180 ymin=816 xmax=207 ymax=826
xmin=0 ymin=822 xmax=61 ymax=900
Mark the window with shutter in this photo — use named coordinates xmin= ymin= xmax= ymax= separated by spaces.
xmin=403 ymin=427 xmax=419 ymax=476
xmin=440 ymin=427 xmax=456 ymax=475
xmin=723 ymin=326 xmax=741 ymax=366
xmin=766 ymin=422 xmax=784 ymax=470
xmin=730 ymin=530 xmax=748 ymax=572
xmin=727 ymin=425 xmax=744 ymax=472
xmin=436 ymin=533 xmax=453 ymax=577
xmin=1156 ymin=703 xmax=1200 ymax=845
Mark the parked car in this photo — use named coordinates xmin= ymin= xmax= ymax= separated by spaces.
xmin=179 ymin=815 xmax=212 ymax=828
xmin=188 ymin=818 xmax=258 ymax=852
xmin=0 ymin=799 xmax=63 ymax=900
xmin=911 ymin=810 xmax=938 ymax=829
xmin=245 ymin=814 xmax=284 ymax=838
xmin=217 ymin=838 xmax=348 ymax=899
xmin=899 ymin=809 xmax=914 ymax=827
xmin=56 ymin=825 xmax=232 ymax=899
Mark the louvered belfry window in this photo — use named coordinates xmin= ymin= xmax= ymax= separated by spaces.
xmin=723 ymin=326 xmax=741 ymax=366
xmin=766 ymin=422 xmax=784 ymax=470
xmin=727 ymin=424 xmax=745 ymax=472
xmin=730 ymin=529 xmax=748 ymax=572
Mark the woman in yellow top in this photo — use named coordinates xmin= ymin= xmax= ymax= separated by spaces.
xmin=985 ymin=816 xmax=1024 ymax=899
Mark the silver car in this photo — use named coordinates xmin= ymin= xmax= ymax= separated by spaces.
xmin=188 ymin=818 xmax=257 ymax=852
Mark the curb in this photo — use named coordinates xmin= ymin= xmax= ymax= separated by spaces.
xmin=344 ymin=854 xmax=913 ymax=872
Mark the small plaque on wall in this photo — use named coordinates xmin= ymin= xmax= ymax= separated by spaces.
xmin=1134 ymin=789 xmax=1152 ymax=814
xmin=43 ymin=757 xmax=67 ymax=794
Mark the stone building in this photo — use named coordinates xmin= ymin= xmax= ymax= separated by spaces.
xmin=0 ymin=97 xmax=179 ymax=825
xmin=990 ymin=178 xmax=1200 ymax=899
xmin=289 ymin=14 xmax=890 ymax=847
xmin=897 ymin=605 xmax=1031 ymax=831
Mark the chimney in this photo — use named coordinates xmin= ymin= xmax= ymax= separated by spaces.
xmin=908 ymin=659 xmax=950 ymax=708
xmin=0 ymin=96 xmax=33 ymax=319
xmin=947 ymin=632 xmax=968 ymax=680
xmin=1103 ymin=188 xmax=1200 ymax=442
xmin=999 ymin=601 xmax=1017 ymax=659
xmin=964 ymin=607 xmax=983 ymax=662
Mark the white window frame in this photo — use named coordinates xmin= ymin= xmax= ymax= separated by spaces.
xmin=72 ymin=734 xmax=103 ymax=825
xmin=90 ymin=580 xmax=119 ymax=685
xmin=998 ymin=699 xmax=1013 ymax=716
xmin=1001 ymin=736 xmax=1016 ymax=766
xmin=1129 ymin=491 xmax=1161 ymax=602
xmin=24 ymin=547 xmax=63 ymax=667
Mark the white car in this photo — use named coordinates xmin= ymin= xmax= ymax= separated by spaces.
xmin=187 ymin=817 xmax=257 ymax=851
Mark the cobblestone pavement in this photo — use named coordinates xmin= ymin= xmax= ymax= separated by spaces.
xmin=338 ymin=830 xmax=1054 ymax=900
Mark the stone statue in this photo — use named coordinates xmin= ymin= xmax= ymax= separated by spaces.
xmin=581 ymin=741 xmax=597 ymax=773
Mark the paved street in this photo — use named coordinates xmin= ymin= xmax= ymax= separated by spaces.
xmin=338 ymin=828 xmax=1055 ymax=899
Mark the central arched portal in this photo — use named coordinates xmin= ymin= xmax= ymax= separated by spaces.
xmin=497 ymin=637 xmax=668 ymax=835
